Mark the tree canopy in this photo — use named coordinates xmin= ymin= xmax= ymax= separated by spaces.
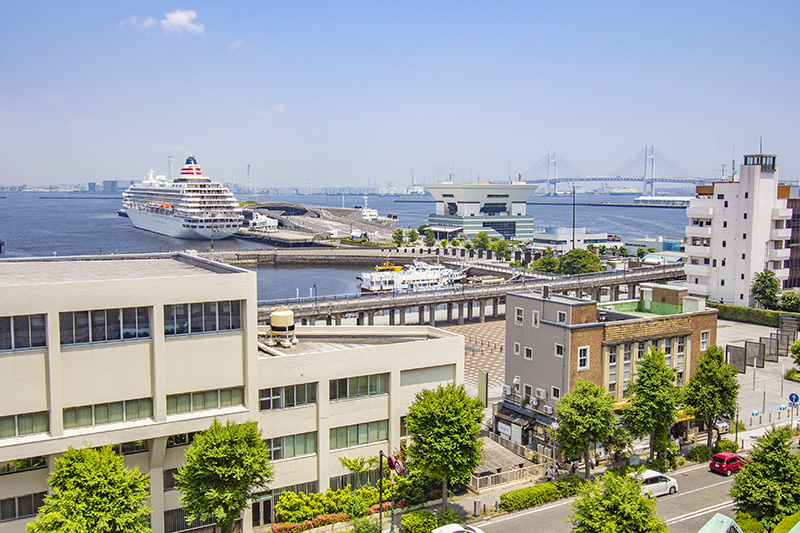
xmin=392 ymin=228 xmax=404 ymax=247
xmin=27 ymin=445 xmax=151 ymax=533
xmin=684 ymin=345 xmax=739 ymax=447
xmin=491 ymin=239 xmax=511 ymax=260
xmin=570 ymin=470 xmax=668 ymax=533
xmin=622 ymin=349 xmax=681 ymax=459
xmin=558 ymin=248 xmax=602 ymax=275
xmin=405 ymin=383 xmax=484 ymax=512
xmin=175 ymin=419 xmax=273 ymax=533
xmin=472 ymin=231 xmax=491 ymax=251
xmin=423 ymin=228 xmax=436 ymax=247
xmin=780 ymin=291 xmax=800 ymax=313
xmin=408 ymin=228 xmax=418 ymax=243
xmin=730 ymin=425 xmax=800 ymax=530
xmin=554 ymin=379 xmax=616 ymax=478
xmin=751 ymin=269 xmax=780 ymax=309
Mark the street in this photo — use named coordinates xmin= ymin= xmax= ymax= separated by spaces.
xmin=474 ymin=463 xmax=737 ymax=532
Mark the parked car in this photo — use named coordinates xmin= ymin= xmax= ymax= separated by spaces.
xmin=709 ymin=452 xmax=747 ymax=476
xmin=432 ymin=525 xmax=485 ymax=533
xmin=632 ymin=469 xmax=678 ymax=497
xmin=714 ymin=417 xmax=730 ymax=434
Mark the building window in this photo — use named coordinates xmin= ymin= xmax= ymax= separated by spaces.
xmin=0 ymin=412 xmax=49 ymax=439
xmin=513 ymin=342 xmax=520 ymax=356
xmin=524 ymin=346 xmax=533 ymax=361
xmin=514 ymin=308 xmax=523 ymax=326
xmin=551 ymin=387 xmax=561 ymax=400
xmin=266 ymin=432 xmax=317 ymax=461
xmin=166 ymin=432 xmax=199 ymax=448
xmin=329 ymin=374 xmax=389 ymax=401
xmin=637 ymin=342 xmax=645 ymax=359
xmin=677 ymin=336 xmax=685 ymax=355
xmin=0 ymin=314 xmax=46 ymax=352
xmin=164 ymin=468 xmax=178 ymax=491
xmin=259 ymin=383 xmax=317 ymax=411
xmin=60 ymin=307 xmax=149 ymax=345
xmin=329 ymin=420 xmax=388 ymax=450
xmin=111 ymin=440 xmax=148 ymax=455
xmin=164 ymin=300 xmax=242 ymax=336
xmin=609 ymin=345 xmax=617 ymax=364
xmin=744 ymin=213 xmax=747 ymax=219
xmin=717 ymin=194 xmax=724 ymax=200
xmin=523 ymin=384 xmax=533 ymax=402
xmin=723 ymin=221 xmax=727 ymax=228
xmin=713 ymin=259 xmax=717 ymax=267
xmin=701 ymin=331 xmax=709 ymax=350
xmin=664 ymin=338 xmax=672 ymax=356
xmin=742 ymin=253 xmax=746 ymax=260
xmin=724 ymin=201 xmax=728 ymax=208
xmin=64 ymin=398 xmax=153 ymax=429
xmin=722 ymin=241 xmax=726 ymax=248
xmin=623 ymin=343 xmax=632 ymax=361
xmin=531 ymin=310 xmax=540 ymax=328
xmin=0 ymin=492 xmax=46 ymax=521
xmin=557 ymin=311 xmax=567 ymax=324
xmin=555 ymin=343 xmax=564 ymax=358
xmin=743 ymin=233 xmax=747 ymax=239
xmin=578 ymin=346 xmax=590 ymax=371
xmin=166 ymin=387 xmax=244 ymax=415
xmin=741 ymin=273 xmax=745 ymax=280
xmin=400 ymin=416 xmax=408 ymax=438
xmin=740 ymin=294 xmax=744 ymax=300
xmin=0 ymin=456 xmax=46 ymax=475
xmin=722 ymin=259 xmax=726 ymax=267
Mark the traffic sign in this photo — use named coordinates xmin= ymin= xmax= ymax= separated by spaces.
xmin=394 ymin=460 xmax=403 ymax=475
xmin=790 ymin=393 xmax=799 ymax=404
xmin=386 ymin=456 xmax=395 ymax=471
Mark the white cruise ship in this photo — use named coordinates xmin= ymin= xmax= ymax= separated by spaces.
xmin=358 ymin=261 xmax=466 ymax=292
xmin=122 ymin=156 xmax=243 ymax=240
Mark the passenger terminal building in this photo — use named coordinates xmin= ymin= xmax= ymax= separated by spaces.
xmin=425 ymin=180 xmax=537 ymax=241
xmin=0 ymin=253 xmax=464 ymax=533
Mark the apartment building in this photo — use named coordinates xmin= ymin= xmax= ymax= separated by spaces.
xmin=495 ymin=284 xmax=717 ymax=451
xmin=685 ymin=154 xmax=792 ymax=304
xmin=0 ymin=253 xmax=463 ymax=533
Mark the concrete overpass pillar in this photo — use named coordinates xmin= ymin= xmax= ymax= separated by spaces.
xmin=418 ymin=306 xmax=425 ymax=324
xmin=458 ymin=303 xmax=465 ymax=325
xmin=389 ymin=309 xmax=395 ymax=326
xmin=399 ymin=308 xmax=406 ymax=325
xmin=628 ymin=283 xmax=637 ymax=299
xmin=335 ymin=315 xmax=342 ymax=325
xmin=479 ymin=300 xmax=486 ymax=323
xmin=368 ymin=312 xmax=375 ymax=326
xmin=356 ymin=313 xmax=363 ymax=326
xmin=326 ymin=316 xmax=333 ymax=325
xmin=429 ymin=305 xmax=436 ymax=327
xmin=447 ymin=302 xmax=453 ymax=322
xmin=493 ymin=298 xmax=500 ymax=318
xmin=592 ymin=287 xmax=602 ymax=302
xmin=301 ymin=318 xmax=308 ymax=326
xmin=467 ymin=301 xmax=474 ymax=320
xmin=612 ymin=285 xmax=621 ymax=300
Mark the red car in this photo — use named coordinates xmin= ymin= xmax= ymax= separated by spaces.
xmin=709 ymin=452 xmax=747 ymax=476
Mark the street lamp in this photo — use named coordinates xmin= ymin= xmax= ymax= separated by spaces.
xmin=549 ymin=421 xmax=560 ymax=471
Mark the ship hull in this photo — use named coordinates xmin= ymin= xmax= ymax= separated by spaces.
xmin=126 ymin=209 xmax=238 ymax=240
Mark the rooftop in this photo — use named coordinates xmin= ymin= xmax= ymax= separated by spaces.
xmin=0 ymin=253 xmax=246 ymax=286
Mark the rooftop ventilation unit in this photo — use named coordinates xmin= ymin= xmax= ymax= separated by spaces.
xmin=268 ymin=306 xmax=297 ymax=348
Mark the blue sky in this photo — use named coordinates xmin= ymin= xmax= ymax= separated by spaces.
xmin=1 ymin=1 xmax=799 ymax=188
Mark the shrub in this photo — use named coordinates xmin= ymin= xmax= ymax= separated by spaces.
xmin=270 ymin=512 xmax=349 ymax=533
xmin=500 ymin=482 xmax=561 ymax=512
xmin=704 ymin=302 xmax=788 ymax=327
xmin=715 ymin=439 xmax=739 ymax=453
xmin=400 ymin=510 xmax=438 ymax=533
xmin=437 ymin=507 xmax=460 ymax=526
xmin=275 ymin=488 xmax=352 ymax=523
xmin=352 ymin=516 xmax=381 ymax=533
xmin=348 ymin=495 xmax=368 ymax=518
xmin=688 ymin=445 xmax=712 ymax=462
xmin=648 ymin=458 xmax=668 ymax=473
xmin=553 ymin=475 xmax=584 ymax=497
xmin=786 ymin=368 xmax=800 ymax=383
xmin=736 ymin=511 xmax=766 ymax=533
xmin=774 ymin=510 xmax=800 ymax=533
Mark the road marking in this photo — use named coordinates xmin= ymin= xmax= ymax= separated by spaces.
xmin=667 ymin=500 xmax=734 ymax=524
xmin=662 ymin=478 xmax=732 ymax=498
xmin=477 ymin=498 xmax=576 ymax=528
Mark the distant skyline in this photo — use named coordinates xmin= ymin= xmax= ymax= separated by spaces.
xmin=2 ymin=1 xmax=799 ymax=188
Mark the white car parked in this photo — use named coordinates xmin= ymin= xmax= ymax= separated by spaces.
xmin=633 ymin=469 xmax=678 ymax=497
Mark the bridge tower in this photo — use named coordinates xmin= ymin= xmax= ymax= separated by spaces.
xmin=547 ymin=149 xmax=558 ymax=195
xmin=642 ymin=145 xmax=656 ymax=196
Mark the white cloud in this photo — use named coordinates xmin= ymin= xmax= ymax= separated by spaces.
xmin=120 ymin=16 xmax=157 ymax=29
xmin=229 ymin=38 xmax=245 ymax=51
xmin=160 ymin=10 xmax=205 ymax=35
xmin=273 ymin=104 xmax=286 ymax=114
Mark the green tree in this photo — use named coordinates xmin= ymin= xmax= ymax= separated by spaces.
xmin=176 ymin=420 xmax=273 ymax=533
xmin=598 ymin=244 xmax=607 ymax=255
xmin=622 ymin=350 xmax=682 ymax=460
xmin=751 ymin=269 xmax=780 ymax=309
xmin=408 ymin=228 xmax=418 ymax=244
xmin=647 ymin=247 xmax=656 ymax=255
xmin=532 ymin=248 xmax=559 ymax=273
xmin=339 ymin=456 xmax=379 ymax=488
xmin=472 ymin=231 xmax=491 ymax=251
xmin=570 ymin=470 xmax=668 ymax=533
xmin=731 ymin=425 xmax=800 ymax=530
xmin=610 ymin=245 xmax=619 ymax=256
xmin=417 ymin=224 xmax=429 ymax=234
xmin=405 ymin=383 xmax=484 ymax=513
xmin=637 ymin=247 xmax=646 ymax=259
xmin=586 ymin=243 xmax=595 ymax=254
xmin=27 ymin=445 xmax=151 ymax=533
xmin=684 ymin=345 xmax=739 ymax=448
xmin=491 ymin=240 xmax=511 ymax=261
xmin=780 ymin=291 xmax=800 ymax=313
xmin=392 ymin=228 xmax=405 ymax=247
xmin=440 ymin=239 xmax=448 ymax=249
xmin=791 ymin=339 xmax=800 ymax=368
xmin=618 ymin=246 xmax=628 ymax=257
xmin=463 ymin=242 xmax=472 ymax=250
xmin=423 ymin=228 xmax=436 ymax=247
xmin=559 ymin=248 xmax=602 ymax=275
xmin=602 ymin=424 xmax=634 ymax=470
xmin=554 ymin=380 xmax=616 ymax=479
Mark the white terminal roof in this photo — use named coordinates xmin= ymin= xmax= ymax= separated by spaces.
xmin=426 ymin=180 xmax=537 ymax=203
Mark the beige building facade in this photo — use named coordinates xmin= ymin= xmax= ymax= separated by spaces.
xmin=0 ymin=253 xmax=463 ymax=533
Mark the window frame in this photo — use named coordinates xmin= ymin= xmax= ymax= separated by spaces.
xmin=577 ymin=346 xmax=590 ymax=371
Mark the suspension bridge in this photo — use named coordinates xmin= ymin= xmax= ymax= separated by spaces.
xmin=522 ymin=145 xmax=711 ymax=196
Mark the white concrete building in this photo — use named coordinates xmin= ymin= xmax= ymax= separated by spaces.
xmin=426 ymin=180 xmax=537 ymax=240
xmin=527 ymin=227 xmax=616 ymax=256
xmin=0 ymin=253 xmax=463 ymax=533
xmin=684 ymin=154 xmax=792 ymax=305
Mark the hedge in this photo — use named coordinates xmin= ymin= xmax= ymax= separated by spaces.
xmin=499 ymin=476 xmax=584 ymax=512
xmin=774 ymin=510 xmax=800 ymax=533
xmin=399 ymin=510 xmax=438 ymax=533
xmin=704 ymin=302 xmax=799 ymax=327
xmin=688 ymin=445 xmax=712 ymax=462
xmin=271 ymin=512 xmax=349 ymax=533
xmin=715 ymin=439 xmax=739 ymax=453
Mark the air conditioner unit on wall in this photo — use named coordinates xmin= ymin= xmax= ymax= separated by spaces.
xmin=543 ymin=405 xmax=554 ymax=415
xmin=529 ymin=397 xmax=538 ymax=407
xmin=503 ymin=384 xmax=512 ymax=396
xmin=536 ymin=388 xmax=547 ymax=400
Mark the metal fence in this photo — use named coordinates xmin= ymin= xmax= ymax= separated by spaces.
xmin=760 ymin=336 xmax=779 ymax=363
xmin=469 ymin=464 xmax=543 ymax=493
xmin=775 ymin=331 xmax=792 ymax=356
xmin=726 ymin=345 xmax=746 ymax=374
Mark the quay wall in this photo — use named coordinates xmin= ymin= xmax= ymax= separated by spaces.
xmin=201 ymin=247 xmax=472 ymax=268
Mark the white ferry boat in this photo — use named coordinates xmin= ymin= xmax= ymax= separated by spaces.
xmin=358 ymin=260 xmax=466 ymax=292
xmin=122 ymin=156 xmax=243 ymax=240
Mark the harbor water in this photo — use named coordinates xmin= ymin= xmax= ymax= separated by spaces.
xmin=0 ymin=192 xmax=687 ymax=301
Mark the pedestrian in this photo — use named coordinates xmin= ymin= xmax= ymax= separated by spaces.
xmin=546 ymin=466 xmax=554 ymax=483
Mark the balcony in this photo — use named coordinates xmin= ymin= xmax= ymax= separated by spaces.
xmin=774 ymin=268 xmax=790 ymax=280
xmin=768 ymin=247 xmax=791 ymax=261
xmin=687 ymin=282 xmax=711 ymax=297
xmin=684 ymin=245 xmax=712 ymax=257
xmin=685 ymin=263 xmax=712 ymax=278
xmin=687 ymin=205 xmax=714 ymax=218
xmin=771 ymin=227 xmax=792 ymax=240
xmin=685 ymin=225 xmax=713 ymax=238
xmin=773 ymin=208 xmax=792 ymax=220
